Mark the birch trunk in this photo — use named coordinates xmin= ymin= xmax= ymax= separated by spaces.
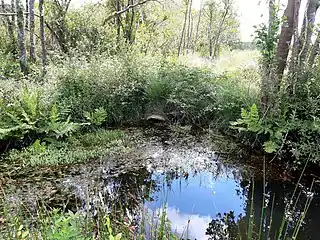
xmin=39 ymin=0 xmax=46 ymax=76
xmin=178 ymin=0 xmax=189 ymax=56
xmin=29 ymin=0 xmax=36 ymax=61
xmin=299 ymin=0 xmax=320 ymax=63
xmin=193 ymin=1 xmax=202 ymax=53
xmin=25 ymin=0 xmax=28 ymax=29
xmin=208 ymin=4 xmax=213 ymax=58
xmin=16 ymin=0 xmax=28 ymax=74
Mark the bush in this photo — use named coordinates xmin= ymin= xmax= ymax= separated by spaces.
xmin=232 ymin=68 xmax=320 ymax=166
xmin=0 ymin=53 xmax=260 ymax=153
xmin=55 ymin=55 xmax=149 ymax=125
xmin=52 ymin=54 xmax=259 ymax=129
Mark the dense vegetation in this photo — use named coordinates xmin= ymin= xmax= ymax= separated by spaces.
xmin=1 ymin=0 xmax=320 ymax=238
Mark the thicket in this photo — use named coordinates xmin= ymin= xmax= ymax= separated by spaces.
xmin=0 ymin=53 xmax=258 ymax=157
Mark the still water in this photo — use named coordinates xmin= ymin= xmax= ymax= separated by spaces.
xmin=1 ymin=130 xmax=320 ymax=239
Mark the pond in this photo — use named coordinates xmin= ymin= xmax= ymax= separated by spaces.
xmin=1 ymin=128 xmax=319 ymax=239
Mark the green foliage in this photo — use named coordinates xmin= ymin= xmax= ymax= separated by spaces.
xmin=7 ymin=129 xmax=127 ymax=166
xmin=231 ymin=104 xmax=284 ymax=153
xmin=232 ymin=104 xmax=260 ymax=132
xmin=0 ymin=87 xmax=80 ymax=149
xmin=43 ymin=209 xmax=89 ymax=240
xmin=84 ymin=107 xmax=108 ymax=127
xmin=254 ymin=4 xmax=280 ymax=65
xmin=214 ymin=71 xmax=259 ymax=129
xmin=55 ymin=55 xmax=148 ymax=124
xmin=105 ymin=215 xmax=123 ymax=240
xmin=0 ymin=53 xmax=21 ymax=79
xmin=145 ymin=78 xmax=173 ymax=104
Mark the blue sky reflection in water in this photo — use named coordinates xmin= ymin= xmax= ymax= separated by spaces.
xmin=146 ymin=168 xmax=247 ymax=240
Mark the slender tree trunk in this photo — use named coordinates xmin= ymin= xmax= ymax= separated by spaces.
xmin=11 ymin=0 xmax=15 ymax=24
xmin=208 ymin=4 xmax=213 ymax=58
xmin=189 ymin=13 xmax=193 ymax=50
xmin=1 ymin=0 xmax=15 ymax=49
xmin=25 ymin=0 xmax=28 ymax=29
xmin=193 ymin=1 xmax=202 ymax=53
xmin=16 ymin=0 xmax=27 ymax=74
xmin=39 ymin=0 xmax=46 ymax=76
xmin=178 ymin=0 xmax=189 ymax=56
xmin=129 ymin=0 xmax=135 ymax=43
xmin=186 ymin=0 xmax=192 ymax=50
xmin=116 ymin=0 xmax=121 ymax=43
xmin=298 ymin=0 xmax=320 ymax=63
xmin=288 ymin=0 xmax=302 ymax=75
xmin=274 ymin=0 xmax=297 ymax=79
xmin=29 ymin=0 xmax=36 ymax=61
xmin=308 ymin=30 xmax=320 ymax=66
xmin=261 ymin=0 xmax=276 ymax=111
xmin=212 ymin=1 xmax=230 ymax=58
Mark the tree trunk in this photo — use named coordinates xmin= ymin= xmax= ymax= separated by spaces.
xmin=16 ymin=0 xmax=27 ymax=74
xmin=208 ymin=4 xmax=213 ymax=58
xmin=298 ymin=0 xmax=320 ymax=63
xmin=25 ymin=0 xmax=28 ymax=29
xmin=29 ymin=0 xmax=36 ymax=61
xmin=178 ymin=0 xmax=189 ymax=56
xmin=274 ymin=0 xmax=297 ymax=79
xmin=189 ymin=13 xmax=193 ymax=50
xmin=39 ymin=0 xmax=46 ymax=76
xmin=1 ymin=0 xmax=15 ymax=51
xmin=288 ymin=0 xmax=302 ymax=75
xmin=212 ymin=1 xmax=230 ymax=58
xmin=186 ymin=0 xmax=193 ymax=50
xmin=129 ymin=0 xmax=135 ymax=43
xmin=261 ymin=0 xmax=276 ymax=111
xmin=193 ymin=1 xmax=202 ymax=53
xmin=308 ymin=30 xmax=320 ymax=66
xmin=116 ymin=0 xmax=121 ymax=43
xmin=11 ymin=0 xmax=15 ymax=24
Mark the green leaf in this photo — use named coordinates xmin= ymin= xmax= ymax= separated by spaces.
xmin=21 ymin=230 xmax=29 ymax=238
xmin=115 ymin=233 xmax=122 ymax=240
xmin=263 ymin=140 xmax=278 ymax=153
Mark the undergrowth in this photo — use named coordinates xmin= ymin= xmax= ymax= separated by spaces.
xmin=5 ymin=129 xmax=128 ymax=166
xmin=0 ymin=53 xmax=259 ymax=157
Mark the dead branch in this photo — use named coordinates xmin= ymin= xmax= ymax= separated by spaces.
xmin=103 ymin=0 xmax=158 ymax=24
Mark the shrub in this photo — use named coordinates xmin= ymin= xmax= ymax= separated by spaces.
xmin=232 ymin=68 xmax=320 ymax=166
xmin=55 ymin=55 xmax=149 ymax=125
xmin=53 ymin=54 xmax=259 ymax=129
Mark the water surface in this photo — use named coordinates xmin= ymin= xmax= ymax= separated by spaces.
xmin=1 ymin=129 xmax=319 ymax=239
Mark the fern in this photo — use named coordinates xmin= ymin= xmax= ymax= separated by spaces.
xmin=84 ymin=107 xmax=107 ymax=127
xmin=231 ymin=104 xmax=280 ymax=153
xmin=231 ymin=104 xmax=261 ymax=132
xmin=0 ymin=88 xmax=81 ymax=143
